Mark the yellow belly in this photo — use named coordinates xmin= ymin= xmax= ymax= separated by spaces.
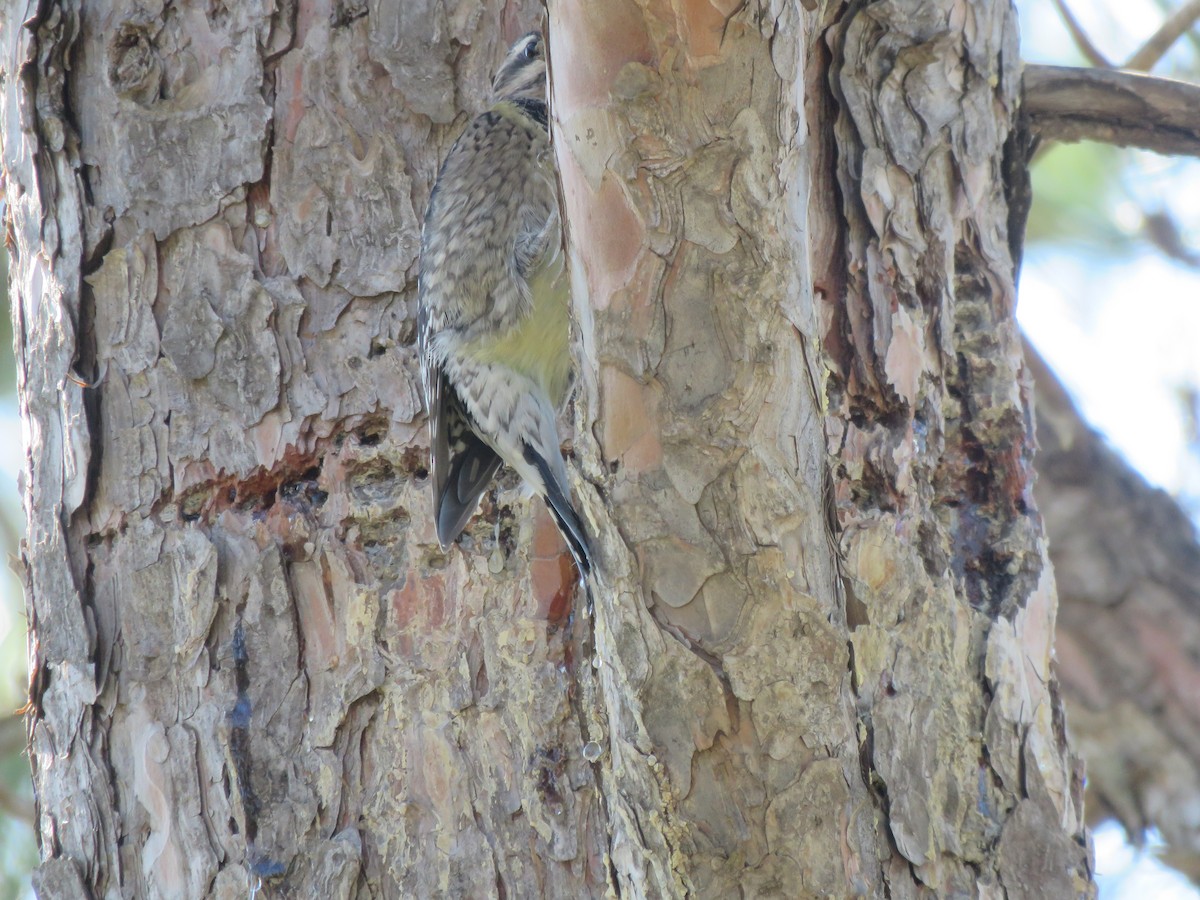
xmin=464 ymin=254 xmax=572 ymax=405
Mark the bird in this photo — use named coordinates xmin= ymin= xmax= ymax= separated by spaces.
xmin=417 ymin=31 xmax=592 ymax=578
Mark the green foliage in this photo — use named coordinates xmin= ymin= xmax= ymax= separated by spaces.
xmin=1027 ymin=142 xmax=1133 ymax=255
xmin=0 ymin=716 xmax=33 ymax=900
xmin=0 ymin=248 xmax=11 ymax=397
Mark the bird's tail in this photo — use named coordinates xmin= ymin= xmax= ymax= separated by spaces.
xmin=523 ymin=444 xmax=592 ymax=578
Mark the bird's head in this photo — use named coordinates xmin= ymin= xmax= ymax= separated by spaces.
xmin=492 ymin=32 xmax=547 ymax=104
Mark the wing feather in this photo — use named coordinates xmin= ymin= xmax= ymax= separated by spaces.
xmin=433 ymin=384 xmax=503 ymax=548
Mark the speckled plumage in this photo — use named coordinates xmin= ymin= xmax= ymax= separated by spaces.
xmin=418 ymin=32 xmax=591 ymax=576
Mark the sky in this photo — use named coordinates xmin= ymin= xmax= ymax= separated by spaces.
xmin=1020 ymin=247 xmax=1200 ymax=509
xmin=1017 ymin=0 xmax=1200 ymax=515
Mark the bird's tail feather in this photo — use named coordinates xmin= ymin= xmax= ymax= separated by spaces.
xmin=523 ymin=444 xmax=593 ymax=578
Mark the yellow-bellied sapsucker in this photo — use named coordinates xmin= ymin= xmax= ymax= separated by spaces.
xmin=417 ymin=32 xmax=591 ymax=577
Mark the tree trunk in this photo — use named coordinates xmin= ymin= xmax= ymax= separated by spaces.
xmin=5 ymin=0 xmax=1093 ymax=897
xmin=1031 ymin=341 xmax=1200 ymax=883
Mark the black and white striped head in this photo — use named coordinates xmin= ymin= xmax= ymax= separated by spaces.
xmin=491 ymin=32 xmax=547 ymax=104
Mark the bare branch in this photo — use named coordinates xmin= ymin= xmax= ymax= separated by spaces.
xmin=1051 ymin=0 xmax=1114 ymax=67
xmin=1152 ymin=0 xmax=1200 ymax=55
xmin=1125 ymin=0 xmax=1200 ymax=71
xmin=1024 ymin=65 xmax=1200 ymax=157
xmin=1143 ymin=209 xmax=1200 ymax=267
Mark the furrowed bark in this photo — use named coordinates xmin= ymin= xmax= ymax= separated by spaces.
xmin=8 ymin=1 xmax=609 ymax=896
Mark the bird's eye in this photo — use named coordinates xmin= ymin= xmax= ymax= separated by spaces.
xmin=523 ymin=38 xmax=539 ymax=60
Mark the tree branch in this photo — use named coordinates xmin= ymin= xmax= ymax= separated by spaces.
xmin=1050 ymin=0 xmax=1114 ymax=67
xmin=1152 ymin=0 xmax=1200 ymax=56
xmin=1024 ymin=64 xmax=1200 ymax=157
xmin=1143 ymin=209 xmax=1200 ymax=268
xmin=1125 ymin=0 xmax=1200 ymax=71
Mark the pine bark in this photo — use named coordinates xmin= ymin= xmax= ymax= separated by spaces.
xmin=4 ymin=0 xmax=1093 ymax=897
xmin=548 ymin=0 xmax=1091 ymax=895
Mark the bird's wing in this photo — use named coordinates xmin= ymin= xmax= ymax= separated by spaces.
xmin=419 ymin=299 xmax=502 ymax=550
xmin=433 ymin=383 xmax=503 ymax=549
